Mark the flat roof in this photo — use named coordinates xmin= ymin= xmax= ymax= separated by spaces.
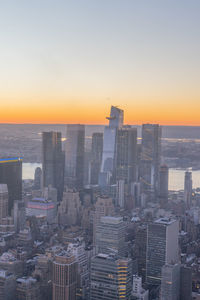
xmin=154 ymin=218 xmax=177 ymax=225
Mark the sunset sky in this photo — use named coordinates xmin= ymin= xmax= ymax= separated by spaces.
xmin=0 ymin=0 xmax=200 ymax=125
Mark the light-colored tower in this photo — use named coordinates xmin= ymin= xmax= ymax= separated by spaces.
xmin=146 ymin=218 xmax=179 ymax=285
xmin=96 ymin=216 xmax=126 ymax=256
xmin=53 ymin=252 xmax=77 ymax=300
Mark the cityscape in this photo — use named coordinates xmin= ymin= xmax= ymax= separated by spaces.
xmin=0 ymin=106 xmax=199 ymax=299
xmin=1 ymin=0 xmax=200 ymax=299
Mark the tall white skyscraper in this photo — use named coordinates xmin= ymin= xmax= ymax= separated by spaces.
xmin=99 ymin=106 xmax=124 ymax=186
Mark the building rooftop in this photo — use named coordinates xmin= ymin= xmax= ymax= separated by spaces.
xmin=154 ymin=217 xmax=177 ymax=225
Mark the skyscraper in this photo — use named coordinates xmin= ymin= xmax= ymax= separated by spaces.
xmin=90 ymin=254 xmax=132 ymax=300
xmin=160 ymin=264 xmax=180 ymax=300
xmin=0 ymin=157 xmax=22 ymax=214
xmin=0 ymin=184 xmax=8 ymax=221
xmin=140 ymin=124 xmax=161 ymax=200
xmin=115 ymin=126 xmax=137 ymax=184
xmin=34 ymin=167 xmax=42 ymax=190
xmin=93 ymin=196 xmax=114 ymax=245
xmin=158 ymin=165 xmax=169 ymax=206
xmin=99 ymin=106 xmax=124 ymax=186
xmin=90 ymin=133 xmax=103 ymax=185
xmin=65 ymin=124 xmax=85 ymax=190
xmin=180 ymin=266 xmax=192 ymax=300
xmin=146 ymin=218 xmax=179 ymax=285
xmin=96 ymin=216 xmax=126 ymax=256
xmin=52 ymin=252 xmax=77 ymax=300
xmin=42 ymin=132 xmax=65 ymax=202
xmin=184 ymin=171 xmax=192 ymax=208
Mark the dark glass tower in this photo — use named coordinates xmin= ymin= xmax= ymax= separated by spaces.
xmin=0 ymin=157 xmax=22 ymax=215
xmin=90 ymin=132 xmax=103 ymax=185
xmin=115 ymin=126 xmax=137 ymax=184
xmin=65 ymin=124 xmax=85 ymax=190
xmin=140 ymin=124 xmax=162 ymax=200
xmin=42 ymin=132 xmax=65 ymax=202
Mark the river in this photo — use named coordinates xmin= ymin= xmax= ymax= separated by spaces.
xmin=23 ymin=163 xmax=200 ymax=192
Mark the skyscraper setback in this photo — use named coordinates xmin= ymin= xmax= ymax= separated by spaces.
xmin=65 ymin=124 xmax=85 ymax=189
xmin=42 ymin=132 xmax=65 ymax=202
xmin=99 ymin=106 xmax=124 ymax=186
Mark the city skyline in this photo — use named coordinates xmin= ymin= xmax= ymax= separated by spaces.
xmin=0 ymin=0 xmax=200 ymax=125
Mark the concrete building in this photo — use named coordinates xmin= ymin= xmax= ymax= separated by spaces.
xmin=26 ymin=197 xmax=57 ymax=223
xmin=180 ymin=266 xmax=192 ymax=300
xmin=58 ymin=189 xmax=82 ymax=226
xmin=52 ymin=252 xmax=77 ymax=300
xmin=65 ymin=124 xmax=85 ymax=190
xmin=96 ymin=216 xmax=126 ymax=256
xmin=0 ymin=270 xmax=16 ymax=300
xmin=160 ymin=264 xmax=180 ymax=300
xmin=90 ymin=253 xmax=132 ymax=300
xmin=132 ymin=275 xmax=149 ymax=300
xmin=146 ymin=218 xmax=179 ymax=285
xmin=16 ymin=277 xmax=40 ymax=300
xmin=93 ymin=196 xmax=114 ymax=245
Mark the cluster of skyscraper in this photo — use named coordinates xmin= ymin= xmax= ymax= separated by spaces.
xmin=0 ymin=105 xmax=196 ymax=300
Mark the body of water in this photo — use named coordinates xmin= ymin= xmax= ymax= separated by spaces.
xmin=23 ymin=163 xmax=200 ymax=192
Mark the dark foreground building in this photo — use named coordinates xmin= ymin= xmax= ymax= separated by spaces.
xmin=0 ymin=157 xmax=22 ymax=214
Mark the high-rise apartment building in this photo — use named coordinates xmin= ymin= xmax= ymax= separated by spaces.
xmin=42 ymin=132 xmax=65 ymax=202
xmin=90 ymin=133 xmax=103 ymax=185
xmin=140 ymin=124 xmax=161 ymax=199
xmin=0 ymin=157 xmax=22 ymax=214
xmin=90 ymin=254 xmax=132 ymax=300
xmin=115 ymin=126 xmax=137 ymax=184
xmin=96 ymin=216 xmax=126 ymax=256
xmin=146 ymin=218 xmax=179 ymax=285
xmin=0 ymin=184 xmax=8 ymax=221
xmin=65 ymin=124 xmax=85 ymax=189
xmin=52 ymin=252 xmax=77 ymax=300
xmin=99 ymin=106 xmax=124 ymax=186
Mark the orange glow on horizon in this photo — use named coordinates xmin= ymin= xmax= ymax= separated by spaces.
xmin=0 ymin=96 xmax=200 ymax=126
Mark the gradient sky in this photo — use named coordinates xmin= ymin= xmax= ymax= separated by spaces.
xmin=0 ymin=0 xmax=200 ymax=124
